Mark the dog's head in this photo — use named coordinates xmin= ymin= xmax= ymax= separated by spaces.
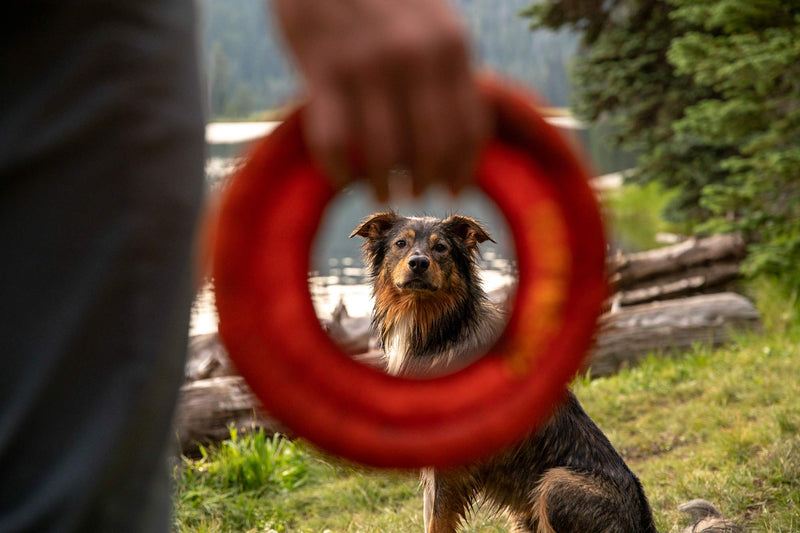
xmin=350 ymin=212 xmax=494 ymax=298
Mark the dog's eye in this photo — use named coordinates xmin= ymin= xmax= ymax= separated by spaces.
xmin=433 ymin=243 xmax=448 ymax=253
xmin=395 ymin=240 xmax=407 ymax=249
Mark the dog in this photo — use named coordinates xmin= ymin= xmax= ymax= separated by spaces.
xmin=351 ymin=212 xmax=740 ymax=533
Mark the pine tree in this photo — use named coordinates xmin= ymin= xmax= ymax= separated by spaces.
xmin=522 ymin=0 xmax=730 ymax=224
xmin=524 ymin=0 xmax=800 ymax=289
xmin=667 ymin=0 xmax=800 ymax=285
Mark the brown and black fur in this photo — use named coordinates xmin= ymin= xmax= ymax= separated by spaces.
xmin=351 ymin=212 xmax=739 ymax=533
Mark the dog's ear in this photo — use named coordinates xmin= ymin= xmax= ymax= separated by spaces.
xmin=350 ymin=212 xmax=402 ymax=241
xmin=443 ymin=215 xmax=495 ymax=250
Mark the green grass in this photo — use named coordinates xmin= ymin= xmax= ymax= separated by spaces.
xmin=173 ymin=283 xmax=800 ymax=532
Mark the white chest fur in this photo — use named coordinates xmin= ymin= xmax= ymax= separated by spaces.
xmin=383 ymin=316 xmax=414 ymax=376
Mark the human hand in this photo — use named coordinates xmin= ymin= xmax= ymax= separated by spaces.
xmin=271 ymin=0 xmax=489 ymax=201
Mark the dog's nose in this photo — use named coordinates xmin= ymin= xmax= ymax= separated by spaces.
xmin=408 ymin=255 xmax=430 ymax=274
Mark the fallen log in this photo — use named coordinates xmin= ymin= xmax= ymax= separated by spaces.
xmin=612 ymin=262 xmax=741 ymax=307
xmin=185 ymin=332 xmax=237 ymax=381
xmin=177 ymin=331 xmax=382 ymax=454
xmin=587 ymin=292 xmax=760 ymax=377
xmin=174 ymin=376 xmax=285 ymax=455
xmin=608 ymin=233 xmax=746 ymax=289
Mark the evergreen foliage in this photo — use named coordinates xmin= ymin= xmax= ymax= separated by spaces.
xmin=524 ymin=0 xmax=800 ymax=290
xmin=667 ymin=0 xmax=800 ymax=287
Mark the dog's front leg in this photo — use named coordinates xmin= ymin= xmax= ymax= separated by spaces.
xmin=423 ymin=477 xmax=435 ymax=533
xmin=422 ymin=468 xmax=474 ymax=533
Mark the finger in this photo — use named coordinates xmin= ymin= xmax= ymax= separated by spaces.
xmin=406 ymin=67 xmax=449 ymax=196
xmin=447 ymin=72 xmax=491 ymax=195
xmin=428 ymin=20 xmax=486 ymax=195
xmin=354 ymin=67 xmax=403 ymax=200
xmin=448 ymin=147 xmax=478 ymax=197
xmin=404 ymin=21 xmax=476 ymax=196
xmin=303 ymin=81 xmax=353 ymax=189
xmin=372 ymin=170 xmax=391 ymax=203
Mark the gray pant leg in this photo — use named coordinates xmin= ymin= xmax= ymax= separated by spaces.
xmin=0 ymin=1 xmax=204 ymax=531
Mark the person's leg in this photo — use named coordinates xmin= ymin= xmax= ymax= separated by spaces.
xmin=0 ymin=1 xmax=204 ymax=531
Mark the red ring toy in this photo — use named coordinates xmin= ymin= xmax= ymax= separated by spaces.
xmin=212 ymin=77 xmax=606 ymax=469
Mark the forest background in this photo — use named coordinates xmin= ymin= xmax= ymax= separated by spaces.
xmin=202 ymin=0 xmax=800 ymax=293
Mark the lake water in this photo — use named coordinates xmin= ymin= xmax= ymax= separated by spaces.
xmin=190 ymin=254 xmax=516 ymax=336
